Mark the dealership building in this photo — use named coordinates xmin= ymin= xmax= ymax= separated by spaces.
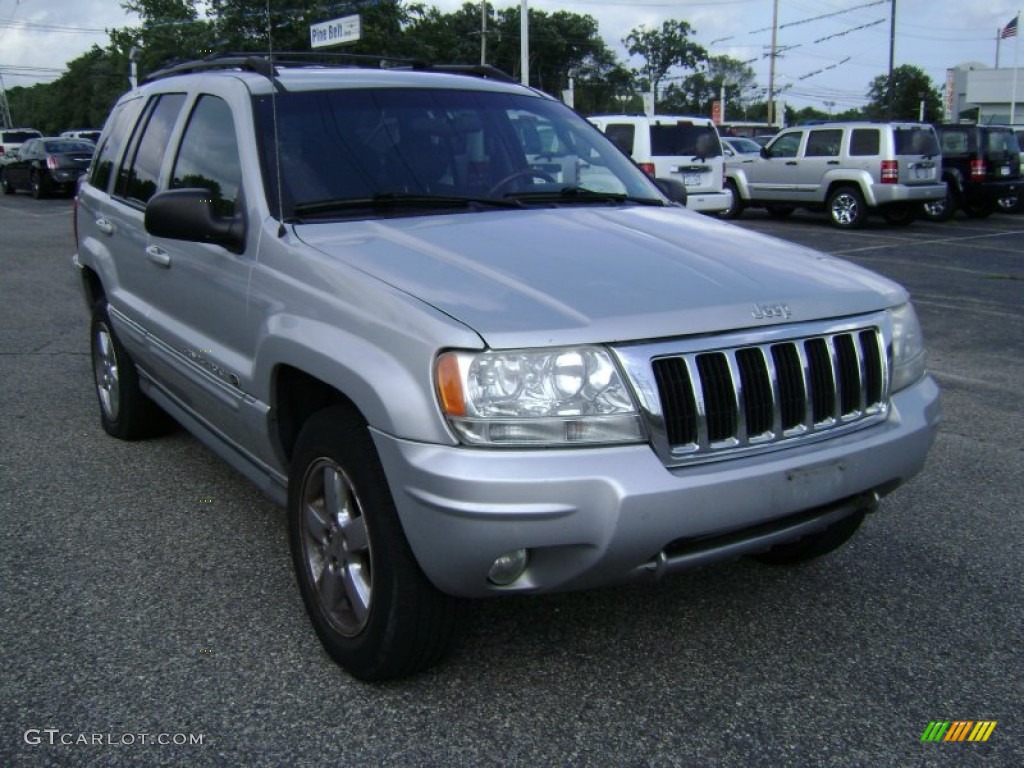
xmin=945 ymin=63 xmax=1024 ymax=123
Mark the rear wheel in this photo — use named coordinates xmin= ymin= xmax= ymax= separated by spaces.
xmin=826 ymin=186 xmax=867 ymax=229
xmin=1 ymin=170 xmax=14 ymax=195
xmin=718 ymin=179 xmax=744 ymax=219
xmin=750 ymin=511 xmax=866 ymax=566
xmin=90 ymin=301 xmax=168 ymax=439
xmin=289 ymin=406 xmax=460 ymax=681
xmin=30 ymin=171 xmax=47 ymax=199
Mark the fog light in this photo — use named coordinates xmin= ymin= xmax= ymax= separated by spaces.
xmin=487 ymin=549 xmax=529 ymax=586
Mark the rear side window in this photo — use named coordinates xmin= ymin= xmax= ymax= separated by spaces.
xmin=171 ymin=95 xmax=243 ymax=217
xmin=805 ymin=129 xmax=842 ymax=157
xmin=115 ymin=93 xmax=186 ymax=205
xmin=604 ymin=124 xmax=636 ymax=155
xmin=650 ymin=123 xmax=721 ymax=157
xmin=894 ymin=127 xmax=939 ymax=155
xmin=938 ymin=129 xmax=970 ymax=154
xmin=850 ymin=129 xmax=880 ymax=156
xmin=985 ymin=130 xmax=1018 ymax=155
xmin=90 ymin=100 xmax=142 ymax=192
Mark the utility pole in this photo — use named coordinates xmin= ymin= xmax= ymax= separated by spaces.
xmin=480 ymin=1 xmax=487 ymax=66
xmin=887 ymin=0 xmax=896 ymax=118
xmin=0 ymin=75 xmax=13 ymax=129
xmin=767 ymin=0 xmax=779 ymax=127
xmin=520 ymin=0 xmax=529 ymax=86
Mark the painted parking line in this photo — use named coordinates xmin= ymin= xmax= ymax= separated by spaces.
xmin=831 ymin=228 xmax=1024 ymax=255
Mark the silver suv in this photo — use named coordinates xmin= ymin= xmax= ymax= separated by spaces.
xmin=73 ymin=56 xmax=940 ymax=680
xmin=722 ymin=121 xmax=945 ymax=227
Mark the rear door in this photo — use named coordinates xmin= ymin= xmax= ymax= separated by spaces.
xmin=648 ymin=119 xmax=723 ymax=194
xmin=892 ymin=125 xmax=940 ymax=186
xmin=982 ymin=128 xmax=1020 ymax=181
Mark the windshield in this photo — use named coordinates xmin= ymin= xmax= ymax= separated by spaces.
xmin=726 ymin=137 xmax=761 ymax=153
xmin=254 ymin=88 xmax=664 ymax=219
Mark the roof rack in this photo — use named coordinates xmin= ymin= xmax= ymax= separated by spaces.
xmin=142 ymin=52 xmax=516 ymax=85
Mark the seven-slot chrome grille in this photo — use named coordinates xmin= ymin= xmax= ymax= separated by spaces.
xmin=613 ymin=315 xmax=891 ymax=466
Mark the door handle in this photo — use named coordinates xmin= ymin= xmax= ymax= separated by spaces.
xmin=827 ymin=160 xmax=840 ymax=165
xmin=146 ymin=245 xmax=171 ymax=268
xmin=95 ymin=218 xmax=114 ymax=235
xmin=785 ymin=161 xmax=798 ymax=166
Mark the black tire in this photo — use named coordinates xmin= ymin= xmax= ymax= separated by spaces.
xmin=996 ymin=195 xmax=1019 ymax=213
xmin=882 ymin=202 xmax=916 ymax=226
xmin=921 ymin=187 xmax=957 ymax=222
xmin=765 ymin=205 xmax=795 ymax=219
xmin=90 ymin=301 xmax=167 ymax=440
xmin=718 ymin=179 xmax=744 ymax=219
xmin=30 ymin=171 xmax=46 ymax=200
xmin=1 ymin=170 xmax=14 ymax=195
xmin=964 ymin=199 xmax=993 ymax=219
xmin=826 ymin=186 xmax=867 ymax=229
xmin=750 ymin=510 xmax=866 ymax=566
xmin=288 ymin=406 xmax=460 ymax=681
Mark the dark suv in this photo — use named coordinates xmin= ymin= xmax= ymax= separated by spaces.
xmin=923 ymin=124 xmax=1021 ymax=220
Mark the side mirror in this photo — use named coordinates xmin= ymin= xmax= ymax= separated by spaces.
xmin=145 ymin=188 xmax=245 ymax=254
xmin=654 ymin=177 xmax=688 ymax=206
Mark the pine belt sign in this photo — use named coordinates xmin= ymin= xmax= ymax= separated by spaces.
xmin=310 ymin=15 xmax=361 ymax=48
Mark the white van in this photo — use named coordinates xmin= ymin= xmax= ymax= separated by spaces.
xmin=587 ymin=115 xmax=730 ymax=213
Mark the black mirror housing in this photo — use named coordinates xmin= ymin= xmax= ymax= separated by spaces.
xmin=145 ymin=188 xmax=245 ymax=254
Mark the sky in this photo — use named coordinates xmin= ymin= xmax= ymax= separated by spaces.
xmin=1 ymin=0 xmax=1022 ymax=115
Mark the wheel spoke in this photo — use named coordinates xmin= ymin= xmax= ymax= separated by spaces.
xmin=303 ymin=499 xmax=331 ymax=540
xmin=340 ymin=514 xmax=369 ymax=554
xmin=341 ymin=562 xmax=371 ymax=622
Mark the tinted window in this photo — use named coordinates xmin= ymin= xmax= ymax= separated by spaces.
xmin=171 ymin=96 xmax=243 ymax=217
xmin=90 ymin=100 xmax=143 ymax=192
xmin=805 ymin=129 xmax=842 ymax=157
xmin=604 ymin=124 xmax=635 ymax=155
xmin=985 ymin=130 xmax=1018 ymax=156
xmin=767 ymin=132 xmax=801 ymax=158
xmin=116 ymin=93 xmax=186 ymax=204
xmin=650 ymin=123 xmax=721 ymax=157
xmin=938 ymin=129 xmax=969 ymax=154
xmin=850 ymin=129 xmax=880 ymax=156
xmin=2 ymin=130 xmax=41 ymax=143
xmin=894 ymin=127 xmax=939 ymax=155
xmin=43 ymin=140 xmax=95 ymax=154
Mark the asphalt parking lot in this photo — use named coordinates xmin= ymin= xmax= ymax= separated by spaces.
xmin=1 ymin=194 xmax=1021 ymax=767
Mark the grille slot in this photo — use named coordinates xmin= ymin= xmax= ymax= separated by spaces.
xmin=650 ymin=327 xmax=888 ymax=460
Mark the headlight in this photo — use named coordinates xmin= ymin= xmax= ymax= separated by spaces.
xmin=435 ymin=346 xmax=645 ymax=446
xmin=889 ymin=302 xmax=926 ymax=392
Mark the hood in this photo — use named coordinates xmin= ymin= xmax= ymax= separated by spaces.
xmin=295 ymin=206 xmax=906 ymax=349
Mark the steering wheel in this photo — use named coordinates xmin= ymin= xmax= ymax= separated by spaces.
xmin=488 ymin=168 xmax=556 ymax=196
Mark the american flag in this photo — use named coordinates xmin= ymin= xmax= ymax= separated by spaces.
xmin=1001 ymin=15 xmax=1018 ymax=39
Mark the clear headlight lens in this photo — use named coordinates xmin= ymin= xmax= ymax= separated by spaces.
xmin=436 ymin=346 xmax=645 ymax=446
xmin=890 ymin=302 xmax=927 ymax=392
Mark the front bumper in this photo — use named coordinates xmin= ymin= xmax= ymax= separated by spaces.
xmin=373 ymin=375 xmax=940 ymax=598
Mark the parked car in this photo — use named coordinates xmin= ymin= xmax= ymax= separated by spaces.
xmin=61 ymin=129 xmax=102 ymax=143
xmin=1 ymin=137 xmax=95 ymax=198
xmin=721 ymin=121 xmax=945 ymax=227
xmin=587 ymin=114 xmax=731 ymax=214
xmin=73 ymin=55 xmax=939 ymax=681
xmin=0 ymin=127 xmax=43 ymax=159
xmin=922 ymin=123 xmax=1021 ymax=220
xmin=722 ymin=136 xmax=763 ymax=159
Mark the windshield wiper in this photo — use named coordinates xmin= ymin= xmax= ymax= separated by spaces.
xmin=503 ymin=186 xmax=665 ymax=206
xmin=292 ymin=193 xmax=525 ymax=217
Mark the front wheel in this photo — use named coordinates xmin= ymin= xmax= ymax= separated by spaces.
xmin=749 ymin=511 xmax=866 ymax=566
xmin=882 ymin=202 xmax=916 ymax=226
xmin=826 ymin=186 xmax=867 ymax=229
xmin=289 ymin=406 xmax=460 ymax=681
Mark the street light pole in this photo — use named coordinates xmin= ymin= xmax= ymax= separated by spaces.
xmin=521 ymin=0 xmax=529 ymax=86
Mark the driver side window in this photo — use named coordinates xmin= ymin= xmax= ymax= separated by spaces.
xmin=768 ymin=132 xmax=802 ymax=159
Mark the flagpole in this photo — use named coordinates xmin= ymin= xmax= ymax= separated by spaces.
xmin=997 ymin=27 xmax=1001 ymax=68
xmin=1012 ymin=12 xmax=1020 ymax=123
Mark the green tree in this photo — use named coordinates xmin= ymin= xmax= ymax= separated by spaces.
xmin=864 ymin=64 xmax=942 ymax=122
xmin=624 ymin=20 xmax=706 ymax=108
xmin=660 ymin=55 xmax=756 ymax=116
